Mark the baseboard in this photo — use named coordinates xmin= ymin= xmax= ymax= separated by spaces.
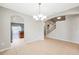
xmin=0 ymin=47 xmax=11 ymax=52
xmin=67 ymin=40 xmax=79 ymax=44
xmin=47 ymin=37 xmax=79 ymax=45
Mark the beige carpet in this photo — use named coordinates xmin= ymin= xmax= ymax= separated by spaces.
xmin=0 ymin=38 xmax=79 ymax=55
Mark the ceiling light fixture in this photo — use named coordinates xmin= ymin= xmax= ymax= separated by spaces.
xmin=33 ymin=3 xmax=46 ymax=21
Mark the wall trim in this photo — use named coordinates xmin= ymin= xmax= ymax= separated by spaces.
xmin=0 ymin=47 xmax=12 ymax=52
xmin=47 ymin=37 xmax=79 ymax=45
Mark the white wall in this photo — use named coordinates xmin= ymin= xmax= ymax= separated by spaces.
xmin=47 ymin=14 xmax=79 ymax=44
xmin=66 ymin=15 xmax=79 ymax=43
xmin=0 ymin=6 xmax=44 ymax=50
xmin=11 ymin=15 xmax=24 ymax=23
xmin=24 ymin=20 xmax=44 ymax=43
xmin=47 ymin=21 xmax=68 ymax=41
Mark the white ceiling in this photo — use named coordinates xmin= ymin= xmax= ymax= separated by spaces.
xmin=0 ymin=3 xmax=79 ymax=18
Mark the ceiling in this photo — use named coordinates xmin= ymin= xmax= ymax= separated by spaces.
xmin=0 ymin=3 xmax=79 ymax=18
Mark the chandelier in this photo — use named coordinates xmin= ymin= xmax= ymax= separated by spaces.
xmin=33 ymin=3 xmax=46 ymax=21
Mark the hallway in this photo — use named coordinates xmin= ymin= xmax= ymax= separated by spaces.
xmin=1 ymin=37 xmax=79 ymax=55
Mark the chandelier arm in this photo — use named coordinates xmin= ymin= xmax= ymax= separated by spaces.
xmin=33 ymin=3 xmax=46 ymax=21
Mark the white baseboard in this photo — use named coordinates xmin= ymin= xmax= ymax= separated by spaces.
xmin=57 ymin=39 xmax=79 ymax=44
xmin=47 ymin=37 xmax=79 ymax=44
xmin=0 ymin=47 xmax=11 ymax=52
xmin=67 ymin=40 xmax=79 ymax=44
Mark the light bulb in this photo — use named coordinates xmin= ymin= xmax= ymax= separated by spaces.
xmin=33 ymin=14 xmax=46 ymax=21
xmin=41 ymin=16 xmax=47 ymax=20
xmin=57 ymin=17 xmax=61 ymax=19
xmin=33 ymin=15 xmax=39 ymax=20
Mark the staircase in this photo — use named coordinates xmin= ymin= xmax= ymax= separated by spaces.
xmin=44 ymin=16 xmax=65 ymax=36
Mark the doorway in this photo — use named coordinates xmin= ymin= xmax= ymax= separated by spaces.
xmin=11 ymin=23 xmax=24 ymax=43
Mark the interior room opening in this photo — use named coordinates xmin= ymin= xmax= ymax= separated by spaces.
xmin=11 ymin=23 xmax=24 ymax=47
